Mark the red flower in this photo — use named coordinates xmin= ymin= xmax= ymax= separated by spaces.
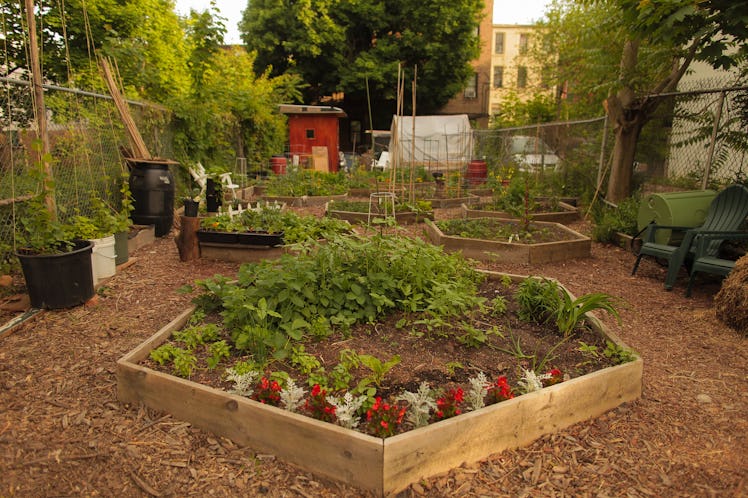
xmin=434 ymin=388 xmax=464 ymax=421
xmin=366 ymin=396 xmax=405 ymax=438
xmin=543 ymin=369 xmax=564 ymax=387
xmin=487 ymin=376 xmax=514 ymax=404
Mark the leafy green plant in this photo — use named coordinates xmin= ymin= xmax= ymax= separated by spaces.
xmin=515 ymin=278 xmax=563 ymax=324
xmin=591 ymin=195 xmax=640 ymax=242
xmin=354 ymin=354 xmax=401 ymax=393
xmin=603 ymin=341 xmax=635 ymax=364
xmin=555 ymin=291 xmax=623 ymax=336
xmin=207 ymin=340 xmax=231 ymax=369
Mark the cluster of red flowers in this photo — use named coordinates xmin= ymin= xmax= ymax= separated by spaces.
xmin=251 ymin=377 xmax=282 ymax=406
xmin=434 ymin=387 xmax=464 ymax=420
xmin=543 ymin=368 xmax=564 ymax=387
xmin=486 ymin=375 xmax=514 ymax=404
xmin=365 ymin=397 xmax=406 ymax=438
xmin=304 ymin=384 xmax=336 ymax=423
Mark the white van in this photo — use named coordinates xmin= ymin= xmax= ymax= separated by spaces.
xmin=508 ymin=136 xmax=561 ymax=172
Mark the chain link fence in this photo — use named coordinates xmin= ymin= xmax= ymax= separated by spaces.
xmin=638 ymin=80 xmax=748 ymax=188
xmin=474 ymin=116 xmax=611 ymax=201
xmin=0 ymin=77 xmax=175 ymax=269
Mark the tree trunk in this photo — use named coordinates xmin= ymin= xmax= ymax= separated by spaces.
xmin=606 ymin=110 xmax=644 ymax=202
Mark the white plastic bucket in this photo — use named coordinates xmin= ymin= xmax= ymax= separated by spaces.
xmin=91 ymin=234 xmax=117 ymax=285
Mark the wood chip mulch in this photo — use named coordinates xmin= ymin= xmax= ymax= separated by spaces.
xmin=1 ymin=209 xmax=746 ymax=497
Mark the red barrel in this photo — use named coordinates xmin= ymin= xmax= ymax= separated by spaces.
xmin=270 ymin=155 xmax=287 ymax=175
xmin=466 ymin=159 xmax=487 ymax=186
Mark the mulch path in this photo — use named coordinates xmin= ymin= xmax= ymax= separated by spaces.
xmin=1 ymin=207 xmax=746 ymax=497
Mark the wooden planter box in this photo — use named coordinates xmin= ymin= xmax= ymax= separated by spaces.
xmin=425 ymin=218 xmax=591 ymax=264
xmin=462 ymin=201 xmax=580 ymax=224
xmin=127 ymin=224 xmax=155 ymax=254
xmin=117 ymin=271 xmax=641 ymax=497
xmin=261 ymin=193 xmax=347 ymax=207
xmin=421 ymin=193 xmax=479 ymax=209
xmin=325 ymin=203 xmax=433 ymax=225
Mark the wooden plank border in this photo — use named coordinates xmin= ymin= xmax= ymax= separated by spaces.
xmin=117 ymin=271 xmax=641 ymax=496
xmin=424 ymin=218 xmax=591 ymax=264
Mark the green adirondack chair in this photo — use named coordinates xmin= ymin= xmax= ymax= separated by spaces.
xmin=631 ymin=184 xmax=748 ymax=290
xmin=685 ymin=231 xmax=748 ymax=297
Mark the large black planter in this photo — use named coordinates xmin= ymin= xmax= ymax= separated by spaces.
xmin=197 ymin=230 xmax=284 ymax=247
xmin=16 ymin=240 xmax=95 ymax=309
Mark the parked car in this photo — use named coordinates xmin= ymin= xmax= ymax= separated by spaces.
xmin=507 ymin=135 xmax=561 ymax=172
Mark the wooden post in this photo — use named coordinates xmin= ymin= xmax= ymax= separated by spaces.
xmin=175 ymin=216 xmax=200 ymax=261
xmin=24 ymin=0 xmax=56 ymax=218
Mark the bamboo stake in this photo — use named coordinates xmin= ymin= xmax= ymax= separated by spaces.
xmin=409 ymin=66 xmax=417 ymax=203
xmin=99 ymin=56 xmax=151 ymax=159
xmin=24 ymin=0 xmax=56 ymax=217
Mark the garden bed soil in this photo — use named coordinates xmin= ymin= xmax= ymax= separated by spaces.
xmin=119 ymin=272 xmax=641 ymax=495
xmin=1 ymin=206 xmax=745 ymax=497
xmin=463 ymin=200 xmax=580 ymax=224
xmin=425 ymin=218 xmax=591 ymax=264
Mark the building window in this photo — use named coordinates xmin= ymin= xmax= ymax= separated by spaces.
xmin=519 ymin=33 xmax=529 ymax=54
xmin=494 ymin=32 xmax=504 ymax=54
xmin=306 ymin=129 xmax=315 ymax=139
xmin=464 ymin=73 xmax=478 ymax=99
xmin=493 ymin=66 xmax=504 ymax=88
xmin=517 ymin=66 xmax=527 ymax=88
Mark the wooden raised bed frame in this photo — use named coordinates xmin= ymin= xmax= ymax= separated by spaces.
xmin=117 ymin=271 xmax=641 ymax=496
xmin=425 ymin=218 xmax=591 ymax=264
xmin=462 ymin=200 xmax=580 ymax=224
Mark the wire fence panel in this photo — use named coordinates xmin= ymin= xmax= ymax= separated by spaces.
xmin=638 ymin=81 xmax=747 ymax=187
xmin=474 ymin=117 xmax=611 ymax=199
xmin=0 ymin=77 xmax=174 ymax=268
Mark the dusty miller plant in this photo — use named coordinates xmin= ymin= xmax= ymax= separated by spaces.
xmin=280 ymin=378 xmax=306 ymax=412
xmin=466 ymin=372 xmax=491 ymax=411
xmin=327 ymin=392 xmax=368 ymax=430
xmin=516 ymin=369 xmax=552 ymax=394
xmin=397 ymin=382 xmax=438 ymax=428
xmin=225 ymin=368 xmax=259 ymax=397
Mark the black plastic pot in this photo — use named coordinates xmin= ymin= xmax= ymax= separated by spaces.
xmin=206 ymin=179 xmax=222 ymax=213
xmin=16 ymin=240 xmax=95 ymax=309
xmin=183 ymin=199 xmax=199 ymax=217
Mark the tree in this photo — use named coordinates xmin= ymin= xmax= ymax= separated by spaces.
xmin=240 ymin=0 xmax=484 ymax=128
xmin=600 ymin=0 xmax=748 ymax=201
xmin=2 ymin=0 xmax=190 ymax=104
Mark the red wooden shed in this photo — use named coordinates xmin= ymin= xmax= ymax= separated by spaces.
xmin=279 ymin=104 xmax=347 ymax=172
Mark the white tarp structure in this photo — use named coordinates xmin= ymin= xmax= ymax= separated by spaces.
xmin=389 ymin=114 xmax=473 ymax=169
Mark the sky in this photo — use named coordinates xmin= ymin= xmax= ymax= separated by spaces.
xmin=173 ymin=0 xmax=550 ymax=46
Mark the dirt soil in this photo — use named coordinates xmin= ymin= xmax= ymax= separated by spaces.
xmin=1 ymin=206 xmax=747 ymax=497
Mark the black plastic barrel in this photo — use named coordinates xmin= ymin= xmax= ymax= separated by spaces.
xmin=128 ymin=160 xmax=175 ymax=237
xmin=17 ymin=240 xmax=94 ymax=309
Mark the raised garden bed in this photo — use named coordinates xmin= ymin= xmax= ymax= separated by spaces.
xmin=422 ymin=193 xmax=479 ymax=209
xmin=198 ymin=241 xmax=289 ymax=263
xmin=261 ymin=193 xmax=348 ymax=207
xmin=425 ymin=218 xmax=591 ymax=264
xmin=463 ymin=200 xmax=580 ymax=224
xmin=117 ymin=270 xmax=641 ymax=496
xmin=325 ymin=201 xmax=433 ymax=225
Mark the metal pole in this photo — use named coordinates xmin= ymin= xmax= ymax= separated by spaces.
xmin=702 ymin=90 xmax=725 ymax=190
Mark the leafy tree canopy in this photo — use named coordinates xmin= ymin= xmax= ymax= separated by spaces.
xmin=240 ymin=0 xmax=485 ymax=126
xmin=2 ymin=0 xmax=191 ymax=101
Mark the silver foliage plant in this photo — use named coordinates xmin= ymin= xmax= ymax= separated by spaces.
xmin=397 ymin=382 xmax=438 ymax=428
xmin=280 ymin=378 xmax=306 ymax=412
xmin=327 ymin=392 xmax=368 ymax=429
xmin=225 ymin=368 xmax=259 ymax=397
xmin=517 ymin=368 xmax=552 ymax=394
xmin=466 ymin=372 xmax=491 ymax=411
